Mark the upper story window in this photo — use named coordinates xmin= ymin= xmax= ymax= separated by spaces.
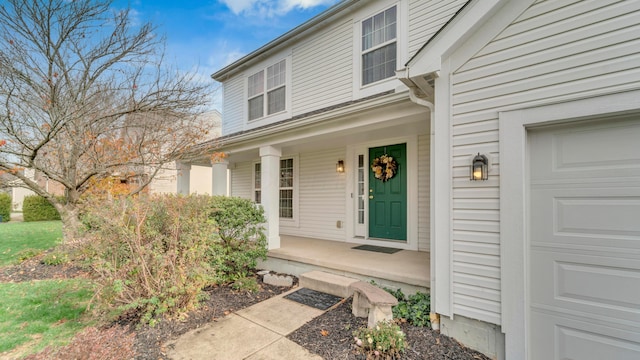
xmin=248 ymin=59 xmax=286 ymax=121
xmin=361 ymin=5 xmax=397 ymax=86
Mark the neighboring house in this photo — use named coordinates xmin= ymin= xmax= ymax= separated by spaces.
xmin=181 ymin=1 xmax=640 ymax=359
xmin=5 ymin=169 xmax=65 ymax=211
xmin=148 ymin=109 xmax=222 ymax=195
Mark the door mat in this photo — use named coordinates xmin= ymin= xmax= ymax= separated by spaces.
xmin=351 ymin=244 xmax=402 ymax=254
xmin=284 ymin=288 xmax=342 ymax=310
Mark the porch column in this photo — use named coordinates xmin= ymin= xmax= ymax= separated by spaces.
xmin=211 ymin=159 xmax=228 ymax=196
xmin=259 ymin=145 xmax=281 ymax=250
xmin=176 ymin=161 xmax=191 ymax=195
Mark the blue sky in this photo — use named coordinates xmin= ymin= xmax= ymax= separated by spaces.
xmin=114 ymin=0 xmax=339 ymax=109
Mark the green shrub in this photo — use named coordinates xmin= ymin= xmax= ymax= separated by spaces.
xmin=0 ymin=193 xmax=10 ymax=222
xmin=384 ymin=288 xmax=431 ymax=327
xmin=42 ymin=251 xmax=69 ymax=266
xmin=231 ymin=277 xmax=260 ymax=293
xmin=16 ymin=248 xmax=42 ymax=262
xmin=353 ymin=321 xmax=407 ymax=358
xmin=84 ymin=195 xmax=219 ymax=324
xmin=207 ymin=196 xmax=267 ymax=284
xmin=23 ymin=195 xmax=61 ymax=222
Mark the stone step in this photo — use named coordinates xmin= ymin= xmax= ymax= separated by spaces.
xmin=299 ymin=271 xmax=359 ymax=299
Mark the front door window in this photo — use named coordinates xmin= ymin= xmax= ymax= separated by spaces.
xmin=355 ymin=154 xmax=366 ymax=237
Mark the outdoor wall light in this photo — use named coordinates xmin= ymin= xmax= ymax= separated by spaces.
xmin=470 ymin=153 xmax=488 ymax=181
xmin=336 ymin=160 xmax=345 ymax=173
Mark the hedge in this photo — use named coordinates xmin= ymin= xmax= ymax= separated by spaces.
xmin=22 ymin=195 xmax=61 ymax=222
xmin=0 ymin=193 xmax=10 ymax=222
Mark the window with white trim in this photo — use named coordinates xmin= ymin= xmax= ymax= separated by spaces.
xmin=254 ymin=163 xmax=261 ymax=203
xmin=247 ymin=59 xmax=286 ymax=121
xmin=361 ymin=5 xmax=397 ymax=86
xmin=253 ymin=158 xmax=295 ymax=219
xmin=279 ymin=158 xmax=293 ymax=218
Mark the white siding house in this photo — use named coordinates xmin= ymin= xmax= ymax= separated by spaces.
xmin=198 ymin=0 xmax=463 ymax=254
xmin=149 ymin=110 xmax=222 ymax=195
xmin=181 ymin=0 xmax=640 ymax=358
xmin=404 ymin=0 xmax=640 ymax=358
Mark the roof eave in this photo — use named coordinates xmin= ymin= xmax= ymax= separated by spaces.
xmin=211 ymin=0 xmax=361 ymax=82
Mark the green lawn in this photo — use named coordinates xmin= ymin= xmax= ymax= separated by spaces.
xmin=0 ymin=220 xmax=93 ymax=358
xmin=0 ymin=279 xmax=94 ymax=357
xmin=0 ymin=221 xmax=62 ymax=266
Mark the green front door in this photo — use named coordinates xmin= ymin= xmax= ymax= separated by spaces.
xmin=368 ymin=143 xmax=406 ymax=241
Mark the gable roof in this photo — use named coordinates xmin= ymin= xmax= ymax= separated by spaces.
xmin=404 ymin=0 xmax=472 ymax=67
xmin=211 ymin=0 xmax=362 ymax=82
xmin=404 ymin=0 xmax=534 ymax=76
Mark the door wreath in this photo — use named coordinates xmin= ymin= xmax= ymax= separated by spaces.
xmin=371 ymin=154 xmax=397 ymax=182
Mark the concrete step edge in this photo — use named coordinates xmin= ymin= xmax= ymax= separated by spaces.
xmin=299 ymin=270 xmax=359 ymax=298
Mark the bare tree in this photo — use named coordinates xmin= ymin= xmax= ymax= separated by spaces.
xmin=0 ymin=0 xmax=213 ymax=240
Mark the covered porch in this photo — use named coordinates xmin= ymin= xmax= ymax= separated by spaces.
xmin=260 ymin=235 xmax=430 ymax=294
xmin=181 ymin=94 xmax=433 ymax=294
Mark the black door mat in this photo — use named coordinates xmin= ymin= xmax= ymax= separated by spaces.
xmin=351 ymin=244 xmax=402 ymax=254
xmin=284 ymin=288 xmax=342 ymax=310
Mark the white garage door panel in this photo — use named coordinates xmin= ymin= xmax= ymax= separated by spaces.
xmin=528 ymin=117 xmax=640 ymax=360
xmin=530 ymin=187 xmax=640 ymax=252
xmin=531 ymin=312 xmax=640 ymax=360
xmin=529 ymin=119 xmax=640 ymax=181
xmin=557 ymin=327 xmax=640 ymax=360
xmin=530 ymin=249 xmax=640 ymax=322
xmin=555 ymin=196 xmax=640 ymax=237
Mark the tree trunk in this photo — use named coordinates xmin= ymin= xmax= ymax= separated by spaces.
xmin=57 ymin=204 xmax=83 ymax=244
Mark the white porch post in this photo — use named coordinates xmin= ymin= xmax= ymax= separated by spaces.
xmin=259 ymin=145 xmax=281 ymax=250
xmin=176 ymin=162 xmax=191 ymax=195
xmin=211 ymin=159 xmax=228 ymax=196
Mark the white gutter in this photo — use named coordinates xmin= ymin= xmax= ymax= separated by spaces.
xmin=397 ymin=66 xmax=440 ymax=331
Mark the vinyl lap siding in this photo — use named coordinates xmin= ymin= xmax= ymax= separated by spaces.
xmin=280 ymin=148 xmax=346 ymax=241
xmin=408 ymin=0 xmax=467 ymax=58
xmin=221 ymin=76 xmax=244 ymax=136
xmin=230 ymin=161 xmax=252 ymax=200
xmin=449 ymin=0 xmax=640 ymax=325
xmin=291 ymin=19 xmax=353 ymax=115
xmin=417 ymin=134 xmax=430 ymax=251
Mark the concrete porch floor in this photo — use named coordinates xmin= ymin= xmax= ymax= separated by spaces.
xmin=259 ymin=235 xmax=430 ymax=294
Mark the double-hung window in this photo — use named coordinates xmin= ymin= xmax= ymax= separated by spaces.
xmin=248 ymin=59 xmax=286 ymax=121
xmin=279 ymin=159 xmax=293 ymax=218
xmin=254 ymin=163 xmax=262 ymax=204
xmin=253 ymin=158 xmax=295 ymax=219
xmin=361 ymin=6 xmax=397 ymax=86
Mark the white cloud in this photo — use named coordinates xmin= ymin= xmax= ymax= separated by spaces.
xmin=281 ymin=0 xmax=337 ymax=12
xmin=219 ymin=0 xmax=338 ymax=17
xmin=219 ymin=0 xmax=256 ymax=14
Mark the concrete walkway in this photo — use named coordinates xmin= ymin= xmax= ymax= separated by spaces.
xmin=165 ymin=288 xmax=325 ymax=360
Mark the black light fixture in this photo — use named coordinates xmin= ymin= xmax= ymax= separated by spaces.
xmin=336 ymin=160 xmax=345 ymax=173
xmin=470 ymin=153 xmax=488 ymax=181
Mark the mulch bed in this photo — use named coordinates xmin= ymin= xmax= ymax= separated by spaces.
xmin=1 ymin=255 xmax=490 ymax=360
xmin=288 ymin=299 xmax=490 ymax=360
xmin=0 ymin=251 xmax=91 ymax=283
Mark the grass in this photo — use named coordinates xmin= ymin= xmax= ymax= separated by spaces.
xmin=0 ymin=221 xmax=62 ymax=266
xmin=0 ymin=279 xmax=95 ymax=357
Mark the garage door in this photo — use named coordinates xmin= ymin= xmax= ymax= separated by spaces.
xmin=528 ymin=117 xmax=640 ymax=360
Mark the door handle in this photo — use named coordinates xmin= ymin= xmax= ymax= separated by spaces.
xmin=369 ymin=195 xmax=373 ymax=199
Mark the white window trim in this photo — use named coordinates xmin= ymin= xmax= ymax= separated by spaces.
xmin=244 ymin=56 xmax=292 ymax=130
xmin=352 ymin=0 xmax=407 ymax=99
xmin=499 ymin=90 xmax=640 ymax=360
xmin=252 ymin=162 xmax=261 ymax=204
xmin=252 ymin=155 xmax=299 ymax=227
